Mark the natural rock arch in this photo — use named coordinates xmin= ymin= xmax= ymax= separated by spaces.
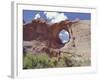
xmin=48 ymin=19 xmax=79 ymax=49
xmin=23 ymin=18 xmax=79 ymax=57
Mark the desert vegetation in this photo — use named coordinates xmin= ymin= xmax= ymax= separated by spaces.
xmin=23 ymin=51 xmax=90 ymax=69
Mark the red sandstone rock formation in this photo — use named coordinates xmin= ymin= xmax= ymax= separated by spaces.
xmin=23 ymin=18 xmax=79 ymax=56
xmin=23 ymin=18 xmax=49 ymax=41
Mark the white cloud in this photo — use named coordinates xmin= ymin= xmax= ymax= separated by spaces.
xmin=44 ymin=12 xmax=68 ymax=23
xmin=59 ymin=32 xmax=63 ymax=37
xmin=34 ymin=13 xmax=41 ymax=19
xmin=64 ymin=30 xmax=69 ymax=35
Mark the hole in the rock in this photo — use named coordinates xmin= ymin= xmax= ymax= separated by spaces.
xmin=59 ymin=29 xmax=70 ymax=44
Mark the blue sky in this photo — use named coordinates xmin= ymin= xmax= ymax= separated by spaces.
xmin=23 ymin=10 xmax=91 ymax=23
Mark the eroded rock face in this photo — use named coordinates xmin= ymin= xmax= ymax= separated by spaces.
xmin=23 ymin=18 xmax=77 ymax=49
xmin=23 ymin=19 xmax=49 ymax=41
xmin=23 ymin=23 xmax=34 ymax=41
xmin=23 ymin=18 xmax=79 ymax=57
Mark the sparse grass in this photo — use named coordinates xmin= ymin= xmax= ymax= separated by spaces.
xmin=23 ymin=52 xmax=90 ymax=69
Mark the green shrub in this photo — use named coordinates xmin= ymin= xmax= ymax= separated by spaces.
xmin=23 ymin=52 xmax=74 ymax=69
xmin=23 ymin=52 xmax=90 ymax=69
xmin=23 ymin=53 xmax=56 ymax=69
xmin=23 ymin=53 xmax=33 ymax=69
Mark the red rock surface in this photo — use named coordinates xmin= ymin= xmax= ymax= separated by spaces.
xmin=23 ymin=18 xmax=78 ymax=49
